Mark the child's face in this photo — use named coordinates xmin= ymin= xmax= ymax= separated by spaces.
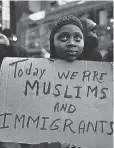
xmin=54 ymin=24 xmax=84 ymax=61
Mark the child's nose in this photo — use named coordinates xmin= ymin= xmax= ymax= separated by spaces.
xmin=67 ymin=37 xmax=76 ymax=47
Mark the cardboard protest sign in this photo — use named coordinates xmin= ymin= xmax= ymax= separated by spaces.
xmin=0 ymin=57 xmax=113 ymax=148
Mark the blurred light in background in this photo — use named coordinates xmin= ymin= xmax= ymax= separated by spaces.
xmin=29 ymin=10 xmax=45 ymax=21
xmin=107 ymin=26 xmax=111 ymax=30
xmin=58 ymin=0 xmax=85 ymax=5
xmin=13 ymin=35 xmax=17 ymax=42
xmin=110 ymin=19 xmax=114 ymax=23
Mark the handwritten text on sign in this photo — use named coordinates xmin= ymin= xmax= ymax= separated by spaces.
xmin=0 ymin=58 xmax=113 ymax=148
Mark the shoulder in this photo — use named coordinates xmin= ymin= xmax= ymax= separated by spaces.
xmin=12 ymin=45 xmax=29 ymax=57
xmin=85 ymin=50 xmax=102 ymax=61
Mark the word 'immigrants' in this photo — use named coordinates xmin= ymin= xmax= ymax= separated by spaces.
xmin=0 ymin=113 xmax=113 ymax=136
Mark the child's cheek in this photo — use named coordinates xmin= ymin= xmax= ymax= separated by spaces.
xmin=79 ymin=41 xmax=84 ymax=50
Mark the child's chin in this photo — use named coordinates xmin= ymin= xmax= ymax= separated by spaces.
xmin=65 ymin=57 xmax=76 ymax=62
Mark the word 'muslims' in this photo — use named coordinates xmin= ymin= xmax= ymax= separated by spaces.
xmin=24 ymin=80 xmax=108 ymax=100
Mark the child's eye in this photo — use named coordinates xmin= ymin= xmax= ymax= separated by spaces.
xmin=74 ymin=35 xmax=82 ymax=42
xmin=59 ymin=36 xmax=68 ymax=42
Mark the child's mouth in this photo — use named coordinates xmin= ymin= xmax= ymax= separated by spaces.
xmin=65 ymin=50 xmax=77 ymax=56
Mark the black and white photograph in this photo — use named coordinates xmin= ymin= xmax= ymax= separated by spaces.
xmin=0 ymin=0 xmax=113 ymax=148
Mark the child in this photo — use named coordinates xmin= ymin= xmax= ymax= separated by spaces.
xmin=50 ymin=15 xmax=84 ymax=62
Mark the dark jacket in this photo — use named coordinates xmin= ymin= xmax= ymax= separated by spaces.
xmin=0 ymin=44 xmax=28 ymax=67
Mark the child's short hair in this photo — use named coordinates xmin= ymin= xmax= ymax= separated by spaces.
xmin=50 ymin=15 xmax=84 ymax=58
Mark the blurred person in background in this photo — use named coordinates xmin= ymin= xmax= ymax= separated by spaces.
xmin=102 ymin=24 xmax=113 ymax=62
xmin=2 ymin=29 xmax=28 ymax=55
xmin=102 ymin=40 xmax=113 ymax=62
xmin=0 ymin=29 xmax=28 ymax=68
xmin=31 ymin=48 xmax=50 ymax=59
xmin=0 ymin=33 xmax=10 ymax=45
xmin=81 ymin=18 xmax=102 ymax=61
xmin=31 ymin=36 xmax=50 ymax=59
xmin=2 ymin=28 xmax=17 ymax=46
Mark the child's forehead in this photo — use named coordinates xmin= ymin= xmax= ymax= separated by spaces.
xmin=57 ymin=24 xmax=82 ymax=33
